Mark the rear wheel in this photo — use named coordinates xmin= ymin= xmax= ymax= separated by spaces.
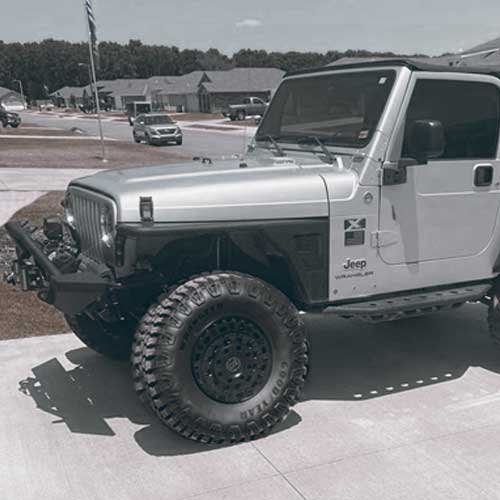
xmin=237 ymin=110 xmax=246 ymax=121
xmin=132 ymin=272 xmax=308 ymax=444
xmin=488 ymin=295 xmax=500 ymax=348
xmin=65 ymin=314 xmax=135 ymax=360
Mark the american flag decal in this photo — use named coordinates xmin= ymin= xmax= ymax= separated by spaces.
xmin=84 ymin=0 xmax=99 ymax=64
xmin=344 ymin=218 xmax=366 ymax=231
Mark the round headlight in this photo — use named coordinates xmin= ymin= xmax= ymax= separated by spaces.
xmin=64 ymin=192 xmax=76 ymax=228
xmin=99 ymin=205 xmax=114 ymax=247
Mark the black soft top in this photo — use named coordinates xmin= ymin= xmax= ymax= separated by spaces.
xmin=286 ymin=58 xmax=500 ymax=79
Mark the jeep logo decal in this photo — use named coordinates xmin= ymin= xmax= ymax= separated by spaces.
xmin=343 ymin=258 xmax=367 ymax=270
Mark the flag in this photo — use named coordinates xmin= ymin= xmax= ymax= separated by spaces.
xmin=84 ymin=0 xmax=99 ymax=68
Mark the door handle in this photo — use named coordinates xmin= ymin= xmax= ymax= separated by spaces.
xmin=474 ymin=164 xmax=493 ymax=187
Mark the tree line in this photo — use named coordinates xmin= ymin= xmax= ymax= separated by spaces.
xmin=0 ymin=39 xmax=425 ymax=100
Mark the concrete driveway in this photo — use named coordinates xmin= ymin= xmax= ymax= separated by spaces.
xmin=2 ymin=304 xmax=500 ymax=499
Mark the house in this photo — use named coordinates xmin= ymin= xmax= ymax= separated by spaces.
xmin=48 ymin=67 xmax=284 ymax=113
xmin=157 ymin=71 xmax=208 ymax=112
xmin=429 ymin=36 xmax=500 ymax=68
xmin=104 ymin=79 xmax=150 ymax=109
xmin=0 ymin=86 xmax=26 ymax=111
xmin=158 ymin=68 xmax=285 ymax=113
xmin=50 ymin=86 xmax=84 ymax=107
xmin=80 ymin=80 xmax=118 ymax=108
xmin=199 ymin=68 xmax=284 ymax=113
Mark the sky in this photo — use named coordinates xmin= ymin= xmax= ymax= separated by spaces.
xmin=3 ymin=0 xmax=500 ymax=56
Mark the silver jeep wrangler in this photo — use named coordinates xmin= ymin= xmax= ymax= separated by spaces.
xmin=7 ymin=58 xmax=500 ymax=444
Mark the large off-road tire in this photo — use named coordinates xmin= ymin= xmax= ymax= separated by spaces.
xmin=65 ymin=313 xmax=135 ymax=360
xmin=132 ymin=272 xmax=308 ymax=444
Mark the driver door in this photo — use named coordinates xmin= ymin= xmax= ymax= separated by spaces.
xmin=379 ymin=74 xmax=500 ymax=265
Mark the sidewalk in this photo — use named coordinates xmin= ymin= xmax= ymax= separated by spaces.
xmin=0 ymin=168 xmax=101 ymax=191
xmin=0 ymin=191 xmax=46 ymax=225
xmin=2 ymin=306 xmax=500 ymax=499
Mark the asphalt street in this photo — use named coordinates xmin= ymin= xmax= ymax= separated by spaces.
xmin=2 ymin=305 xmax=500 ymax=499
xmin=19 ymin=112 xmax=252 ymax=159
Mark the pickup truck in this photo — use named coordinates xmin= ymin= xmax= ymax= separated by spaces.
xmin=126 ymin=101 xmax=152 ymax=125
xmin=223 ymin=96 xmax=268 ymax=121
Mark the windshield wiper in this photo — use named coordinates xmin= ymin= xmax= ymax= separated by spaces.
xmin=256 ymin=134 xmax=286 ymax=157
xmin=297 ymin=136 xmax=335 ymax=164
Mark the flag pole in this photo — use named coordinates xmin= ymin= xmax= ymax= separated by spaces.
xmin=85 ymin=1 xmax=106 ymax=162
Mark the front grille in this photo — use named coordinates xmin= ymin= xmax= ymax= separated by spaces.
xmin=69 ymin=188 xmax=115 ymax=262
xmin=158 ymin=128 xmax=176 ymax=134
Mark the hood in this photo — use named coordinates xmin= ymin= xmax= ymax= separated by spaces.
xmin=71 ymin=155 xmax=356 ymax=223
xmin=147 ymin=122 xmax=178 ymax=131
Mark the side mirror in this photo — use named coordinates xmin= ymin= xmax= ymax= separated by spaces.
xmin=405 ymin=119 xmax=444 ymax=165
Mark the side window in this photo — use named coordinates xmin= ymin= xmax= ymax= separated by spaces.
xmin=254 ymin=98 xmax=264 ymax=105
xmin=402 ymin=79 xmax=500 ymax=160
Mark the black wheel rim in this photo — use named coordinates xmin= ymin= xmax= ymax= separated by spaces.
xmin=191 ymin=316 xmax=273 ymax=404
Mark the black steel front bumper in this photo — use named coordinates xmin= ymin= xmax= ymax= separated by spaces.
xmin=5 ymin=221 xmax=111 ymax=316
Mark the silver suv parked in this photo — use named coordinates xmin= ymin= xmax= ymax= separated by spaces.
xmin=7 ymin=58 xmax=500 ymax=445
xmin=132 ymin=113 xmax=182 ymax=146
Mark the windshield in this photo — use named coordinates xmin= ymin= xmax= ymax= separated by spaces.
xmin=145 ymin=115 xmax=174 ymax=125
xmin=256 ymin=70 xmax=396 ymax=148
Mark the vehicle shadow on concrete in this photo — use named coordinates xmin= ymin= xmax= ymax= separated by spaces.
xmin=302 ymin=304 xmax=500 ymax=402
xmin=17 ymin=346 xmax=301 ymax=456
xmin=18 ymin=304 xmax=499 ymax=455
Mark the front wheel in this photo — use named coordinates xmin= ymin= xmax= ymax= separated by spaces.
xmin=176 ymin=137 xmax=183 ymax=145
xmin=65 ymin=314 xmax=135 ymax=360
xmin=133 ymin=131 xmax=141 ymax=143
xmin=132 ymin=272 xmax=308 ymax=444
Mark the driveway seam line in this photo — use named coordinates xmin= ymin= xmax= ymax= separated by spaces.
xmin=251 ymin=442 xmax=308 ymax=500
xmin=282 ymin=418 xmax=500 ymax=477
